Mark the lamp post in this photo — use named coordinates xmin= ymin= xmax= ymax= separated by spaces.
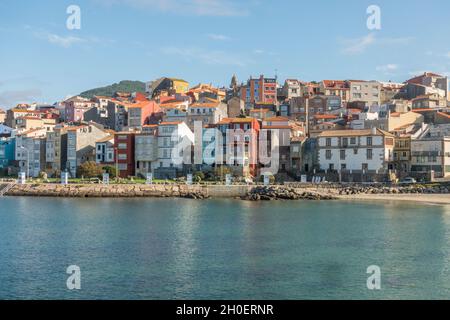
xmin=19 ymin=146 xmax=30 ymax=179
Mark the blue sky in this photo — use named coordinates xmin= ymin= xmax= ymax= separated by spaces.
xmin=1 ymin=0 xmax=450 ymax=107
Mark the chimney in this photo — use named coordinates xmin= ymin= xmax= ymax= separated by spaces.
xmin=371 ymin=127 xmax=377 ymax=135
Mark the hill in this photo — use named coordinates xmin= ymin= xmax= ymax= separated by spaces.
xmin=79 ymin=80 xmax=146 ymax=99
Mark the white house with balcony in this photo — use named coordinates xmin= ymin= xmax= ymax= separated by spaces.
xmin=317 ymin=128 xmax=395 ymax=173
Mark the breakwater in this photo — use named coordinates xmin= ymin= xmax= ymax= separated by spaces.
xmin=1 ymin=182 xmax=449 ymax=201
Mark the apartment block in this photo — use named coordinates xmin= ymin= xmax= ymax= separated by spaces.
xmin=67 ymin=124 xmax=110 ymax=177
xmin=317 ymin=128 xmax=395 ymax=173
xmin=349 ymin=80 xmax=381 ymax=106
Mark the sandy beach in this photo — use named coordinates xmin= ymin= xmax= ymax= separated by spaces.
xmin=338 ymin=193 xmax=450 ymax=205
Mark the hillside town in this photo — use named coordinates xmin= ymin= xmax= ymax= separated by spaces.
xmin=0 ymin=72 xmax=449 ymax=184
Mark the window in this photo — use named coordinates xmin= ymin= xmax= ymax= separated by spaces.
xmin=118 ymin=143 xmax=127 ymax=150
xmin=118 ymin=154 xmax=127 ymax=160
xmin=325 ymin=150 xmax=332 ymax=159
xmin=326 ymin=138 xmax=331 ymax=147
xmin=367 ymin=137 xmax=372 ymax=146
xmin=362 ymin=163 xmax=368 ymax=171
xmin=329 ymin=164 xmax=334 ymax=171
xmin=367 ymin=149 xmax=373 ymax=160
xmin=341 ymin=164 xmax=347 ymax=170
xmin=340 ymin=150 xmax=346 ymax=160
xmin=354 ymin=149 xmax=358 ymax=155
xmin=350 ymin=137 xmax=356 ymax=144
xmin=342 ymin=138 xmax=348 ymax=147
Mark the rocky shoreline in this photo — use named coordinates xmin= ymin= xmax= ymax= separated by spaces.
xmin=336 ymin=184 xmax=450 ymax=195
xmin=1 ymin=182 xmax=449 ymax=202
xmin=242 ymin=186 xmax=337 ymax=201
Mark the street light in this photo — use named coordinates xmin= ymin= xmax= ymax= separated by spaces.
xmin=18 ymin=145 xmax=30 ymax=179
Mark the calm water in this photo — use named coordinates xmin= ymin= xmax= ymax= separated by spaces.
xmin=1 ymin=197 xmax=450 ymax=300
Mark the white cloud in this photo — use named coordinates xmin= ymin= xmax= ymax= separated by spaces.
xmin=207 ymin=33 xmax=231 ymax=41
xmin=376 ymin=64 xmax=398 ymax=73
xmin=0 ymin=89 xmax=42 ymax=107
xmin=340 ymin=33 xmax=414 ymax=55
xmin=340 ymin=33 xmax=376 ymax=55
xmin=161 ymin=46 xmax=251 ymax=66
xmin=45 ymin=34 xmax=86 ymax=48
xmin=94 ymin=0 xmax=248 ymax=16
xmin=33 ymin=31 xmax=86 ymax=48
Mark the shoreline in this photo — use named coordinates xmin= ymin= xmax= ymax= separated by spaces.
xmin=337 ymin=194 xmax=450 ymax=205
xmin=1 ymin=182 xmax=449 ymax=205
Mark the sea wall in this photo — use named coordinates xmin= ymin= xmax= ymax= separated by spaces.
xmin=1 ymin=182 xmax=449 ymax=200
xmin=2 ymin=183 xmax=209 ymax=198
xmin=1 ymin=183 xmax=257 ymax=199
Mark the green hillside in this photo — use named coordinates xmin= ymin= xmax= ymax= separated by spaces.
xmin=79 ymin=80 xmax=146 ymax=99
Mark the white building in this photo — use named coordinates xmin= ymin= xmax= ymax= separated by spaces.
xmin=95 ymin=135 xmax=115 ymax=164
xmin=317 ymin=128 xmax=395 ymax=172
xmin=15 ymin=128 xmax=48 ymax=177
xmin=411 ymin=124 xmax=450 ymax=178
xmin=152 ymin=121 xmax=194 ymax=178
xmin=349 ymin=80 xmax=381 ymax=106
xmin=66 ymin=124 xmax=110 ymax=177
xmin=160 ymin=100 xmax=188 ymax=123
xmin=135 ymin=131 xmax=158 ymax=177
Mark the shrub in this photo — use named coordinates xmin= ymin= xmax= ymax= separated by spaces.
xmin=77 ymin=161 xmax=103 ymax=178
xmin=102 ymin=165 xmax=117 ymax=178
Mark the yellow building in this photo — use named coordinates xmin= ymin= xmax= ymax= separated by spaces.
xmin=170 ymin=78 xmax=189 ymax=94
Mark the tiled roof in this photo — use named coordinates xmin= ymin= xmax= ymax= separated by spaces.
xmin=96 ymin=135 xmax=114 ymax=143
xmin=317 ymin=128 xmax=394 ymax=137
xmin=159 ymin=121 xmax=183 ymax=126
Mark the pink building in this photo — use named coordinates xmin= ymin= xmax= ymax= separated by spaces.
xmin=64 ymin=96 xmax=99 ymax=122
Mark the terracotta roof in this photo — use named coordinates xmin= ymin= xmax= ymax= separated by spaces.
xmin=217 ymin=118 xmax=255 ymax=125
xmin=189 ymin=102 xmax=220 ymax=108
xmin=437 ymin=112 xmax=450 ymax=119
xmin=314 ymin=114 xmax=339 ymax=119
xmin=264 ymin=116 xmax=289 ymax=122
xmin=317 ymin=128 xmax=394 ymax=137
xmin=18 ymin=116 xmax=42 ymax=121
xmin=159 ymin=121 xmax=183 ymax=126
xmin=262 ymin=125 xmax=292 ymax=129
xmin=96 ymin=135 xmax=114 ymax=143
xmin=412 ymin=108 xmax=436 ymax=112
xmin=321 ymin=80 xmax=349 ymax=89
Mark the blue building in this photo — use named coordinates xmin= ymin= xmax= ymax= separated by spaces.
xmin=0 ymin=137 xmax=15 ymax=169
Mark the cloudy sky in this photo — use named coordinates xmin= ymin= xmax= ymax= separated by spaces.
xmin=1 ymin=0 xmax=450 ymax=107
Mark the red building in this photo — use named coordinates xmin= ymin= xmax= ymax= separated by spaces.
xmin=240 ymin=75 xmax=277 ymax=107
xmin=216 ymin=117 xmax=261 ymax=177
xmin=127 ymin=100 xmax=162 ymax=128
xmin=114 ymin=132 xmax=136 ymax=178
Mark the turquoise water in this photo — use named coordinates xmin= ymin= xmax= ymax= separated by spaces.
xmin=0 ymin=197 xmax=450 ymax=299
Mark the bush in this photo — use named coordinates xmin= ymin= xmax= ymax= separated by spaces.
xmin=102 ymin=165 xmax=117 ymax=178
xmin=77 ymin=161 xmax=103 ymax=178
xmin=193 ymin=171 xmax=205 ymax=183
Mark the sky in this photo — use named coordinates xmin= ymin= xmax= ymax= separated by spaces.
xmin=1 ymin=0 xmax=450 ymax=108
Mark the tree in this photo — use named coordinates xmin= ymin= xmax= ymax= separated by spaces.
xmin=102 ymin=165 xmax=117 ymax=178
xmin=193 ymin=171 xmax=205 ymax=183
xmin=77 ymin=161 xmax=103 ymax=178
